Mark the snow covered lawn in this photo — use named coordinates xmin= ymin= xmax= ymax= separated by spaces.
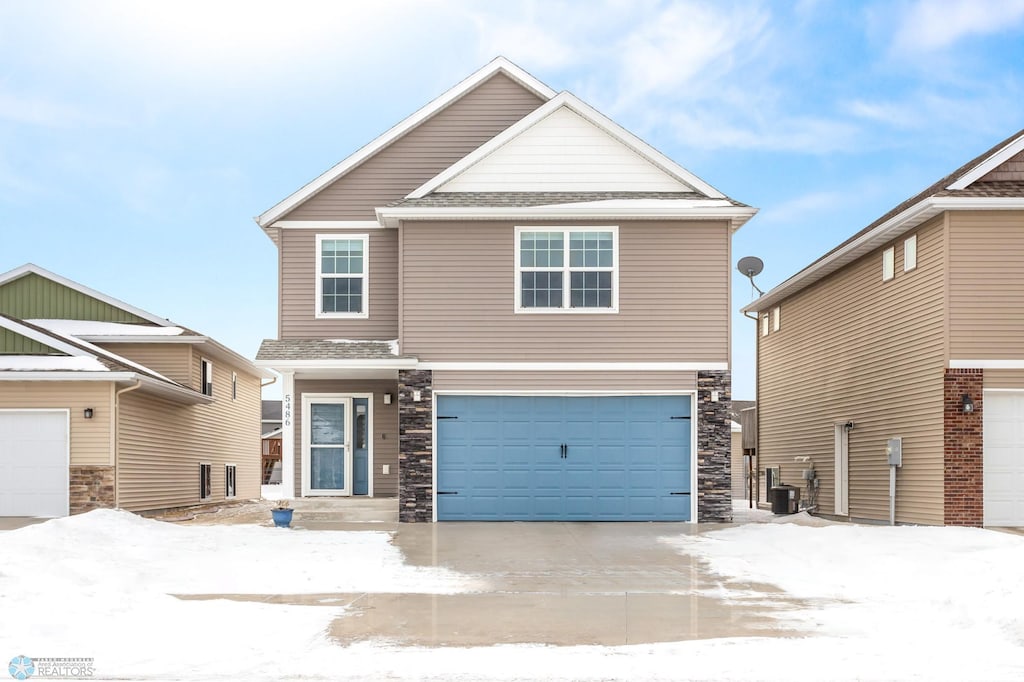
xmin=1 ymin=509 xmax=1023 ymax=681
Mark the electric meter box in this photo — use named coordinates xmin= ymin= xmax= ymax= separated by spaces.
xmin=886 ymin=437 xmax=903 ymax=467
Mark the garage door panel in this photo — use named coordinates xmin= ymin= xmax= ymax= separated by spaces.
xmin=983 ymin=393 xmax=1024 ymax=526
xmin=437 ymin=395 xmax=691 ymax=521
xmin=0 ymin=411 xmax=68 ymax=517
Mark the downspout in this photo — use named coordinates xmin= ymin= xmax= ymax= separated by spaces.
xmin=113 ymin=379 xmax=142 ymax=509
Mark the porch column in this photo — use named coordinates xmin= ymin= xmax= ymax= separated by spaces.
xmin=280 ymin=371 xmax=296 ymax=499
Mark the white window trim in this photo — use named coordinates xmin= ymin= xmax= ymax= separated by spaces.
xmin=224 ymin=463 xmax=237 ymax=498
xmin=772 ymin=306 xmax=781 ymax=332
xmin=882 ymin=246 xmax=895 ymax=282
xmin=761 ymin=314 xmax=769 ymax=337
xmin=904 ymin=234 xmax=918 ymax=272
xmin=513 ymin=225 xmax=619 ymax=314
xmin=200 ymin=358 xmax=213 ymax=397
xmin=315 ymin=233 xmax=370 ymax=319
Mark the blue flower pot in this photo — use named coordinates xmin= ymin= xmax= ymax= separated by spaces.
xmin=271 ymin=508 xmax=293 ymax=528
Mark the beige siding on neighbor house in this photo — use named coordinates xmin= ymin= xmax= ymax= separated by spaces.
xmin=756 ymin=217 xmax=946 ymax=525
xmin=731 ymin=430 xmax=745 ymax=498
xmin=96 ymin=343 xmax=193 ymax=385
xmin=281 ymin=73 xmax=545 ymax=221
xmin=401 ymin=220 xmax=730 ymax=362
xmin=0 ymin=382 xmax=113 ymax=466
xmin=280 ymin=229 xmax=398 ymax=339
xmin=292 ymin=379 xmax=399 ymax=498
xmin=948 ymin=210 xmax=1024 ymax=359
xmin=432 ymin=370 xmax=697 ymax=392
xmin=116 ymin=356 xmax=261 ymax=512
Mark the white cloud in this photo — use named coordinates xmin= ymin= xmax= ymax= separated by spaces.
xmin=893 ymin=0 xmax=1024 ymax=52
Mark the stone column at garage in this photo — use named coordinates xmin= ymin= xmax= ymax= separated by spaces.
xmin=697 ymin=370 xmax=732 ymax=522
xmin=398 ymin=369 xmax=433 ymax=522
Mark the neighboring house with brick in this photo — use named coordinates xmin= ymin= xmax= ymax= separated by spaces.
xmin=254 ymin=58 xmax=756 ymax=522
xmin=743 ymin=128 xmax=1024 ymax=527
xmin=0 ymin=263 xmax=269 ymax=517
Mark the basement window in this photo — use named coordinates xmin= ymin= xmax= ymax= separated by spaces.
xmin=882 ymin=246 xmax=895 ymax=282
xmin=904 ymin=234 xmax=918 ymax=272
xmin=200 ymin=463 xmax=212 ymax=500
xmin=225 ymin=465 xmax=236 ymax=498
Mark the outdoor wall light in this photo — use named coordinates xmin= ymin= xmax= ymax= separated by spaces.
xmin=843 ymin=421 xmax=855 ymax=432
xmin=383 ymin=393 xmax=393 ymax=405
xmin=962 ymin=393 xmax=975 ymax=414
xmin=83 ymin=408 xmax=94 ymax=419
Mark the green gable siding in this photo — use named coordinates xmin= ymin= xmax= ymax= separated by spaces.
xmin=0 ymin=273 xmax=149 ymax=323
xmin=0 ymin=328 xmax=65 ymax=355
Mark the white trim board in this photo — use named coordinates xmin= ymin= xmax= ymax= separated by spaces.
xmin=408 ymin=92 xmax=724 ymax=200
xmin=418 ymin=362 xmax=727 ymax=371
xmin=255 ymin=57 xmax=556 ymax=228
xmin=947 ymin=131 xmax=1024 ymax=190
xmin=951 ymin=359 xmax=1024 ymax=369
xmin=271 ymin=221 xmax=386 ymax=229
xmin=0 ymin=316 xmax=97 ymax=358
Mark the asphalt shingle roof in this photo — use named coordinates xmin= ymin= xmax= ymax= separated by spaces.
xmin=256 ymin=339 xmax=411 ymax=361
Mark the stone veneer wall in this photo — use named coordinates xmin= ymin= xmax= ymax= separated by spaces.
xmin=943 ymin=369 xmax=984 ymax=527
xmin=69 ymin=465 xmax=115 ymax=514
xmin=398 ymin=369 xmax=433 ymax=522
xmin=697 ymin=370 xmax=732 ymax=522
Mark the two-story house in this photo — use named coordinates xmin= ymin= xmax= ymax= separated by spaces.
xmin=744 ymin=129 xmax=1024 ymax=527
xmin=255 ymin=58 xmax=756 ymax=522
xmin=0 ymin=263 xmax=269 ymax=517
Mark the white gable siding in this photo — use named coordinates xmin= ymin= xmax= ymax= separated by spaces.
xmin=437 ymin=107 xmax=692 ymax=193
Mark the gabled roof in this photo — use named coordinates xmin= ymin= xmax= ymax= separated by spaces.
xmin=255 ymin=57 xmax=556 ymax=228
xmin=407 ymin=92 xmax=726 ymax=200
xmin=744 ymin=128 xmax=1024 ymax=314
xmin=0 ymin=263 xmax=173 ymax=327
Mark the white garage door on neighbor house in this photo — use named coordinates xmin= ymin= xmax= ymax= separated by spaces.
xmin=983 ymin=392 xmax=1024 ymax=526
xmin=0 ymin=410 xmax=69 ymax=517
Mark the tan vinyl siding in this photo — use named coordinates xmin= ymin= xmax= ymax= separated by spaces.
xmin=401 ymin=220 xmax=730 ymax=362
xmin=0 ymin=328 xmax=63 ymax=355
xmin=433 ymin=370 xmax=697 ymax=392
xmin=984 ymin=369 xmax=1024 ymax=389
xmin=282 ymin=73 xmax=545 ymax=221
xmin=0 ymin=273 xmax=149 ymax=322
xmin=0 ymin=382 xmax=113 ymax=465
xmin=95 ymin=343 xmax=192 ymax=384
xmin=116 ymin=358 xmax=261 ymax=512
xmin=731 ymin=430 xmax=745 ymax=498
xmin=756 ymin=217 xmax=946 ymax=525
xmin=280 ymin=229 xmax=398 ymax=339
xmin=292 ymin=379 xmax=399 ymax=497
xmin=948 ymin=210 xmax=1024 ymax=359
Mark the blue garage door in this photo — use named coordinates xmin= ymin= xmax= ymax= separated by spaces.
xmin=436 ymin=395 xmax=692 ymax=521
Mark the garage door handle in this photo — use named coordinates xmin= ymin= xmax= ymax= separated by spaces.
xmin=670 ymin=492 xmax=690 ymax=496
xmin=437 ymin=491 xmax=459 ymax=495
xmin=671 ymin=416 xmax=691 ymax=420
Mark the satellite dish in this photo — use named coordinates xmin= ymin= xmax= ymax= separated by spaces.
xmin=737 ymin=256 xmax=764 ymax=277
xmin=737 ymin=256 xmax=765 ymax=297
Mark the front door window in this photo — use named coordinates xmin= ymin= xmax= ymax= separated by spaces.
xmin=310 ymin=402 xmax=347 ymax=491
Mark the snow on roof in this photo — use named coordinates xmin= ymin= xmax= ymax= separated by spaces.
xmin=36 ymin=326 xmax=178 ymax=385
xmin=27 ymin=319 xmax=186 ymax=336
xmin=0 ymin=355 xmax=108 ymax=372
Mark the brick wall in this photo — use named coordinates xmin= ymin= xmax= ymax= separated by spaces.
xmin=398 ymin=369 xmax=433 ymax=522
xmin=697 ymin=370 xmax=732 ymax=522
xmin=69 ymin=465 xmax=115 ymax=514
xmin=943 ymin=369 xmax=983 ymax=526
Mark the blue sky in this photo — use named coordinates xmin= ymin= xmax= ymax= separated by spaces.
xmin=2 ymin=0 xmax=1023 ymax=400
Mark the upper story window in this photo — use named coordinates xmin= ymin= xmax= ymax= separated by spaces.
xmin=882 ymin=246 xmax=895 ymax=282
xmin=515 ymin=226 xmax=618 ymax=313
xmin=772 ymin=306 xmax=781 ymax=332
xmin=761 ymin=314 xmax=770 ymax=337
xmin=904 ymin=234 xmax=918 ymax=272
xmin=200 ymin=358 xmax=213 ymax=397
xmin=316 ymin=234 xmax=369 ymax=319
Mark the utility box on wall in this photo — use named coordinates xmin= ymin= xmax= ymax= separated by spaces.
xmin=886 ymin=437 xmax=903 ymax=467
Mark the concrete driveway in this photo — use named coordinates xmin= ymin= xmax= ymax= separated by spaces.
xmin=202 ymin=521 xmax=803 ymax=647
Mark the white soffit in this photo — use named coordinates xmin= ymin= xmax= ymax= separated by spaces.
xmin=255 ymin=57 xmax=556 ymax=228
xmin=434 ymin=106 xmax=692 ymax=193
xmin=409 ymin=92 xmax=725 ymax=199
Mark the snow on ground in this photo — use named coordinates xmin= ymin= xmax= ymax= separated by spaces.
xmin=2 ymin=510 xmax=1023 ymax=681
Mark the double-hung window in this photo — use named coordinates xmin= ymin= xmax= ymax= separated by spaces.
xmin=516 ymin=227 xmax=618 ymax=312
xmin=316 ymin=234 xmax=369 ymax=318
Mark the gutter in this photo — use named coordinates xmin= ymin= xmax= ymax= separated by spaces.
xmin=113 ymin=380 xmax=142 ymax=509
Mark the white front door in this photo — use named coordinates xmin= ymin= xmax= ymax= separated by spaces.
xmin=0 ymin=410 xmax=69 ymax=517
xmin=303 ymin=397 xmax=352 ymax=496
xmin=834 ymin=423 xmax=849 ymax=516
xmin=983 ymin=391 xmax=1024 ymax=526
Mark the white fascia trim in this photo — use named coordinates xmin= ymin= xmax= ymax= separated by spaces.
xmin=255 ymin=57 xmax=556 ymax=227
xmin=256 ymin=359 xmax=417 ymax=370
xmin=270 ymin=220 xmax=386 ymax=229
xmin=408 ymin=92 xmax=724 ymax=200
xmin=377 ymin=205 xmax=758 ymax=230
xmin=947 ymin=132 xmax=1024 ymax=190
xmin=418 ymin=362 xmax=727 ymax=371
xmin=0 ymin=316 xmax=96 ymax=357
xmin=951 ymin=359 xmax=1024 ymax=369
xmin=78 ymin=335 xmax=207 ymax=344
xmin=0 ymin=264 xmax=174 ymax=327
